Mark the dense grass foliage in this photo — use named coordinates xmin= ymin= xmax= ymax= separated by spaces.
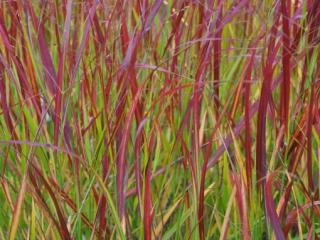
xmin=0 ymin=0 xmax=320 ymax=239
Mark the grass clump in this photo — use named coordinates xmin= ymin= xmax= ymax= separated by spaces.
xmin=0 ymin=0 xmax=320 ymax=239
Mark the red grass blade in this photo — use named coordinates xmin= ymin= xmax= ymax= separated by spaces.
xmin=117 ymin=83 xmax=144 ymax=233
xmin=230 ymin=173 xmax=251 ymax=240
xmin=134 ymin=118 xmax=148 ymax=214
xmin=53 ymin=0 xmax=72 ymax=147
xmin=265 ymin=173 xmax=285 ymax=240
xmin=213 ymin=0 xmax=223 ymax=114
xmin=31 ymin=163 xmax=71 ymax=240
xmin=25 ymin=0 xmax=57 ymax=94
xmin=256 ymin=9 xmax=280 ymax=192
xmin=306 ymin=85 xmax=315 ymax=191
xmin=280 ymin=0 xmax=291 ymax=132
xmin=144 ymin=145 xmax=153 ymax=240
xmin=0 ymin=63 xmax=18 ymax=140
xmin=71 ymin=0 xmax=99 ymax=82
xmin=284 ymin=200 xmax=320 ymax=236
xmin=244 ymin=47 xmax=256 ymax=195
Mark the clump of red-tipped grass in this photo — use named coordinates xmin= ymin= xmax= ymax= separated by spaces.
xmin=0 ymin=0 xmax=320 ymax=239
